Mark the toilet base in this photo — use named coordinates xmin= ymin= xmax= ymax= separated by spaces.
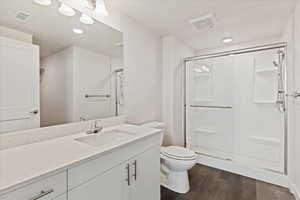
xmin=161 ymin=170 xmax=190 ymax=194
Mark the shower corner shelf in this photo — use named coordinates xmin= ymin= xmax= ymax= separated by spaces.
xmin=193 ymin=73 xmax=212 ymax=78
xmin=194 ymin=128 xmax=216 ymax=135
xmin=255 ymin=68 xmax=277 ymax=76
xmin=253 ymin=100 xmax=276 ymax=104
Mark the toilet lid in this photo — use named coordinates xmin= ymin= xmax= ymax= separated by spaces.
xmin=161 ymin=146 xmax=196 ymax=160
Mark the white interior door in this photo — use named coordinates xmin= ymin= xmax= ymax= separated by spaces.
xmin=0 ymin=37 xmax=40 ymax=134
xmin=292 ymin=11 xmax=300 ymax=187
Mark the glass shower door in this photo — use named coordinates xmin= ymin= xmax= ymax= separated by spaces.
xmin=185 ymin=48 xmax=285 ymax=173
xmin=186 ymin=56 xmax=235 ymax=161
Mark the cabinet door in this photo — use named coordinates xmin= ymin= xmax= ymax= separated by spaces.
xmin=131 ymin=147 xmax=160 ymax=200
xmin=53 ymin=193 xmax=67 ymax=200
xmin=68 ymin=163 xmax=129 ymax=200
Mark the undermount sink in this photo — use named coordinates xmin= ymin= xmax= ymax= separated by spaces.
xmin=75 ymin=129 xmax=135 ymax=147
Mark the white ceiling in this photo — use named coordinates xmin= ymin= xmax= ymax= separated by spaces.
xmin=0 ymin=0 xmax=122 ymax=58
xmin=107 ymin=0 xmax=297 ymax=50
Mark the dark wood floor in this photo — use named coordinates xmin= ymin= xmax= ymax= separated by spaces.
xmin=161 ymin=164 xmax=295 ymax=200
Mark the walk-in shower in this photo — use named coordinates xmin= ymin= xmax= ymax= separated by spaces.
xmin=184 ymin=43 xmax=287 ymax=183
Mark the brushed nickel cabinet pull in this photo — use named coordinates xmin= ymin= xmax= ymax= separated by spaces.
xmin=30 ymin=189 xmax=54 ymax=200
xmin=126 ymin=163 xmax=130 ymax=186
xmin=133 ymin=160 xmax=137 ymax=181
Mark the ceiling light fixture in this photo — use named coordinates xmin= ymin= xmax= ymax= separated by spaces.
xmin=59 ymin=4 xmax=76 ymax=17
xmin=33 ymin=0 xmax=52 ymax=6
xmin=222 ymin=37 xmax=233 ymax=44
xmin=80 ymin=13 xmax=94 ymax=25
xmin=73 ymin=28 xmax=84 ymax=34
xmin=94 ymin=0 xmax=108 ymax=16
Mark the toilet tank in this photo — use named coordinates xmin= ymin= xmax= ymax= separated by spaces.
xmin=142 ymin=121 xmax=165 ymax=145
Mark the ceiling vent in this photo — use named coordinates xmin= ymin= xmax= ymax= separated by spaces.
xmin=15 ymin=11 xmax=31 ymax=21
xmin=189 ymin=14 xmax=215 ymax=31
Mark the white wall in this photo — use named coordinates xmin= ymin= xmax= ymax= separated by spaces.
xmin=162 ymin=36 xmax=194 ymax=145
xmin=120 ymin=17 xmax=162 ymax=124
xmin=40 ymin=47 xmax=74 ymax=127
xmin=196 ymin=37 xmax=282 ymax=55
xmin=0 ymin=26 xmax=32 ymax=43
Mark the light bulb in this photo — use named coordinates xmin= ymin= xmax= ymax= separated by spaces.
xmin=59 ymin=4 xmax=76 ymax=17
xmin=33 ymin=0 xmax=52 ymax=6
xmin=80 ymin=14 xmax=94 ymax=25
xmin=222 ymin=37 xmax=233 ymax=44
xmin=73 ymin=28 xmax=84 ymax=34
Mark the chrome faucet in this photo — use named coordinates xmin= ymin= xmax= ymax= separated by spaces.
xmin=87 ymin=120 xmax=103 ymax=134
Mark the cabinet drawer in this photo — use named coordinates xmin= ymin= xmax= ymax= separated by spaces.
xmin=0 ymin=171 xmax=67 ymax=200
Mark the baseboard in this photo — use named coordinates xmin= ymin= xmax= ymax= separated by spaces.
xmin=196 ymin=154 xmax=289 ymax=187
xmin=289 ymin=179 xmax=300 ymax=200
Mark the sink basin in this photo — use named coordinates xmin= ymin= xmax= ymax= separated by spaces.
xmin=75 ymin=130 xmax=135 ymax=147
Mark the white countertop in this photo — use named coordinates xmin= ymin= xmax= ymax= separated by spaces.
xmin=0 ymin=124 xmax=161 ymax=194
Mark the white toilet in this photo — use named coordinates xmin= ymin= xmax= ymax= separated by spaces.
xmin=142 ymin=122 xmax=197 ymax=194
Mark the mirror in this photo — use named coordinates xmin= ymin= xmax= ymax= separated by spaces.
xmin=0 ymin=0 xmax=124 ymax=133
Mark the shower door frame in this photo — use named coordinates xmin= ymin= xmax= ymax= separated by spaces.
xmin=183 ymin=42 xmax=288 ymax=175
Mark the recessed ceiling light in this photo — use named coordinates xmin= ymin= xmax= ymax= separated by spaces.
xmin=80 ymin=14 xmax=94 ymax=25
xmin=222 ymin=37 xmax=233 ymax=44
xmin=33 ymin=0 xmax=52 ymax=6
xmin=59 ymin=4 xmax=76 ymax=17
xmin=73 ymin=28 xmax=84 ymax=34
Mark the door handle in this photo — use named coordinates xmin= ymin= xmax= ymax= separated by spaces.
xmin=132 ymin=160 xmax=137 ymax=181
xmin=30 ymin=110 xmax=39 ymax=114
xmin=126 ymin=163 xmax=130 ymax=186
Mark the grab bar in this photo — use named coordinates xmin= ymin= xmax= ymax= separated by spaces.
xmin=190 ymin=105 xmax=232 ymax=109
xmin=85 ymin=94 xmax=111 ymax=98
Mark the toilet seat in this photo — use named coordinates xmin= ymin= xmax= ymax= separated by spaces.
xmin=161 ymin=146 xmax=196 ymax=160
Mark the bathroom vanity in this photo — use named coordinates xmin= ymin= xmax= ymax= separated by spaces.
xmin=0 ymin=123 xmax=162 ymax=200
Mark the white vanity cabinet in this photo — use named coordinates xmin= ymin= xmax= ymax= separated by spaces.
xmin=68 ymin=137 xmax=161 ymax=200
xmin=68 ymin=147 xmax=160 ymax=200
xmin=0 ymin=132 xmax=161 ymax=200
